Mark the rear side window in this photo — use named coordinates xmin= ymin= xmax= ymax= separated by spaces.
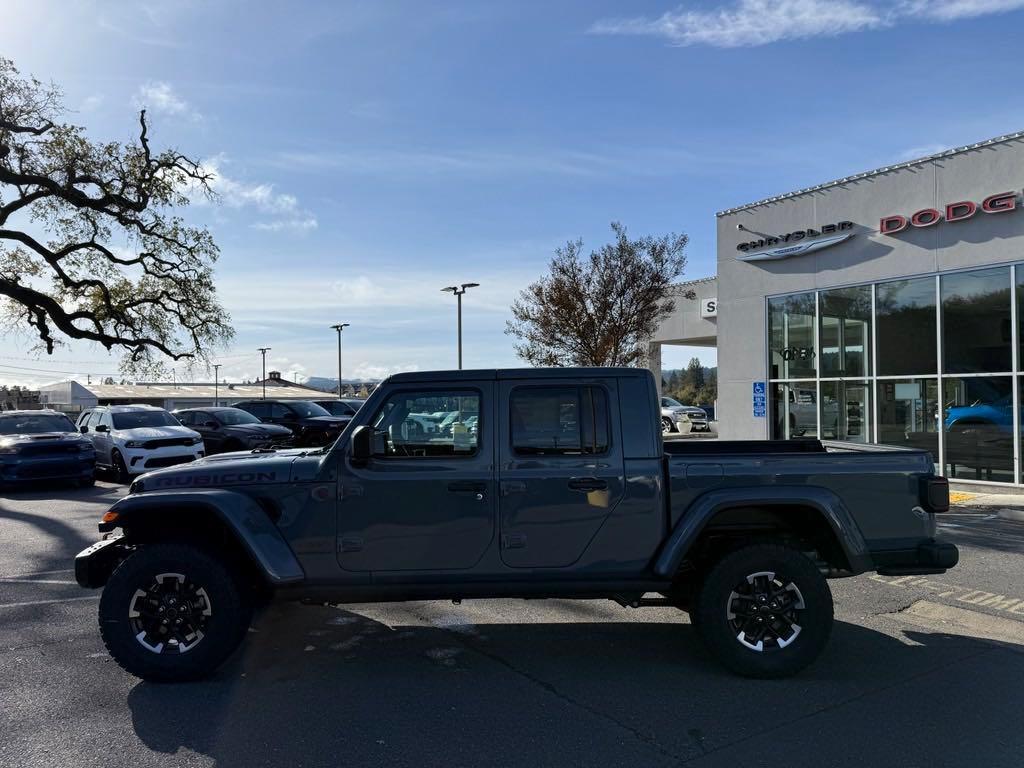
xmin=510 ymin=386 xmax=609 ymax=456
xmin=243 ymin=402 xmax=268 ymax=418
xmin=270 ymin=403 xmax=291 ymax=418
xmin=176 ymin=411 xmax=194 ymax=426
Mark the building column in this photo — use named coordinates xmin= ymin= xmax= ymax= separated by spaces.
xmin=647 ymin=341 xmax=663 ymax=393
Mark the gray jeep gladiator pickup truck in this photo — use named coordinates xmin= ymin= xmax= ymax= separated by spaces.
xmin=76 ymin=367 xmax=957 ymax=681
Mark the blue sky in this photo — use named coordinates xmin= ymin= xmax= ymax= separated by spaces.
xmin=4 ymin=0 xmax=1024 ymax=386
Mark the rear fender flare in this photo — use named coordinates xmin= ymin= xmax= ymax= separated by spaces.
xmin=102 ymin=489 xmax=305 ymax=585
xmin=653 ymin=486 xmax=871 ymax=577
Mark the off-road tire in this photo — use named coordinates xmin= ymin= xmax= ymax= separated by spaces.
xmin=99 ymin=542 xmax=252 ymax=682
xmin=693 ymin=544 xmax=833 ymax=678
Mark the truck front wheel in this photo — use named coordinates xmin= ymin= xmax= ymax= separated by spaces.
xmin=98 ymin=542 xmax=251 ymax=682
xmin=693 ymin=544 xmax=833 ymax=678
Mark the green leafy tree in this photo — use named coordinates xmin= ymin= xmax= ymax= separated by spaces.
xmin=0 ymin=58 xmax=232 ymax=374
xmin=507 ymin=222 xmax=690 ymax=367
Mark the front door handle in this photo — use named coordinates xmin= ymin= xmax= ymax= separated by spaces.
xmin=568 ymin=477 xmax=608 ymax=492
xmin=447 ymin=481 xmax=487 ymax=494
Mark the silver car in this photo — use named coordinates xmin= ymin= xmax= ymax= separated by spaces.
xmin=661 ymin=396 xmax=710 ymax=433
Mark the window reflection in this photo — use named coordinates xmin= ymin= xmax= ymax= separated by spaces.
xmin=819 ymin=286 xmax=871 ymax=377
xmin=943 ymin=377 xmax=1013 ymax=482
xmin=876 ymin=278 xmax=936 ymax=375
xmin=876 ymin=378 xmax=939 ymax=460
xmin=942 ymin=268 xmax=1011 ymax=374
xmin=768 ymin=293 xmax=816 ymax=379
xmin=771 ymin=382 xmax=818 ymax=439
xmin=820 ymin=381 xmax=871 ymax=443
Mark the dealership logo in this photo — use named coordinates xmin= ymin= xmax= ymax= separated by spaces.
xmin=880 ymin=191 xmax=1018 ymax=235
xmin=736 ymin=221 xmax=854 ymax=262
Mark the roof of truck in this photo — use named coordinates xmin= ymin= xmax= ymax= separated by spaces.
xmin=387 ymin=367 xmax=653 ymax=383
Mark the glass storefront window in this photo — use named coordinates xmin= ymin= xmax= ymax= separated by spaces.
xmin=820 ymin=381 xmax=871 ymax=443
xmin=876 ymin=378 xmax=939 ymax=460
xmin=943 ymin=377 xmax=1013 ymax=482
xmin=942 ymin=267 xmax=1011 ymax=374
xmin=876 ymin=277 xmax=937 ymax=376
xmin=771 ymin=382 xmax=818 ymax=440
xmin=819 ymin=286 xmax=871 ymax=377
xmin=768 ymin=293 xmax=816 ymax=379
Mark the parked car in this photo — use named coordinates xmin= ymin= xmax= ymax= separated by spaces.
xmin=313 ymin=398 xmax=365 ymax=418
xmin=0 ymin=409 xmax=95 ymax=488
xmin=172 ymin=407 xmax=293 ymax=454
xmin=232 ymin=399 xmax=350 ymax=447
xmin=660 ymin=396 xmax=710 ymax=433
xmin=77 ymin=367 xmax=955 ymax=683
xmin=76 ymin=405 xmax=204 ymax=482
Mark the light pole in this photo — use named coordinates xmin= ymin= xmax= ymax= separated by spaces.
xmin=213 ymin=363 xmax=221 ymax=407
xmin=331 ymin=323 xmax=350 ymax=396
xmin=441 ymin=282 xmax=479 ymax=369
xmin=257 ymin=347 xmax=271 ymax=400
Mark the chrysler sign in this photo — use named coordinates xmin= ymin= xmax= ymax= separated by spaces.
xmin=736 ymin=221 xmax=854 ymax=262
xmin=880 ymin=191 xmax=1018 ymax=235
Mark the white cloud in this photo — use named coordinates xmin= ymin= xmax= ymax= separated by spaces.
xmin=80 ymin=94 xmax=104 ymax=112
xmin=896 ymin=142 xmax=950 ymax=160
xmin=134 ymin=81 xmax=199 ymax=120
xmin=193 ymin=155 xmax=318 ymax=232
xmin=590 ymin=0 xmax=1024 ymax=47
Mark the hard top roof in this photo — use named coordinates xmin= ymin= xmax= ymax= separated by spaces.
xmin=386 ymin=367 xmax=652 ymax=383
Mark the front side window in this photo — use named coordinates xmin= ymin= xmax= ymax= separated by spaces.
xmin=270 ymin=403 xmax=292 ymax=419
xmin=287 ymin=401 xmax=331 ymax=418
xmin=510 ymin=386 xmax=609 ymax=456
xmin=370 ymin=391 xmax=480 ymax=458
xmin=242 ymin=402 xmax=268 ymax=419
xmin=175 ymin=411 xmax=194 ymax=426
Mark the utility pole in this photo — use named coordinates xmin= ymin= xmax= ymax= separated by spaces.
xmin=257 ymin=348 xmax=271 ymax=400
xmin=331 ymin=324 xmax=350 ymax=396
xmin=213 ymin=364 xmax=221 ymax=406
xmin=441 ymin=283 xmax=479 ymax=369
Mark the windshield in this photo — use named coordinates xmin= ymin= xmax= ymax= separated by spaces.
xmin=289 ymin=401 xmax=331 ymax=418
xmin=111 ymin=411 xmax=180 ymax=430
xmin=0 ymin=413 xmax=76 ymax=434
xmin=215 ymin=408 xmax=262 ymax=425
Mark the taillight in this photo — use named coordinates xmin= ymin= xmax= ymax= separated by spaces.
xmin=922 ymin=476 xmax=950 ymax=513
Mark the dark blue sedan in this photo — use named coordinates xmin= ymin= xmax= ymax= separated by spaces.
xmin=0 ymin=410 xmax=96 ymax=488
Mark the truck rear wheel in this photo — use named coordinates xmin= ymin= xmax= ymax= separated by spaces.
xmin=98 ymin=542 xmax=251 ymax=682
xmin=693 ymin=544 xmax=832 ymax=678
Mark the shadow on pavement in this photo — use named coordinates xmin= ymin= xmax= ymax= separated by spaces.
xmin=125 ymin=603 xmax=1024 ymax=768
xmin=0 ymin=505 xmax=95 ymax=571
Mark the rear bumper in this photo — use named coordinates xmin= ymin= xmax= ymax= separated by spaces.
xmin=873 ymin=538 xmax=959 ymax=576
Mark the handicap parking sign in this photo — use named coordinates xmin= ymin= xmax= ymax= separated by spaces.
xmin=752 ymin=381 xmax=767 ymax=418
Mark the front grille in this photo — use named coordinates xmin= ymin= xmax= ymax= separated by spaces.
xmin=19 ymin=442 xmax=81 ymax=457
xmin=16 ymin=461 xmax=80 ymax=479
xmin=143 ymin=455 xmax=196 ymax=469
xmin=142 ymin=438 xmax=194 ymax=450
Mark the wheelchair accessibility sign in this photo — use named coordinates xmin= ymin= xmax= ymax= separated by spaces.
xmin=753 ymin=381 xmax=767 ymax=418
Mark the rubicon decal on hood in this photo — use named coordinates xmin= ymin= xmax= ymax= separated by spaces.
xmin=149 ymin=471 xmax=278 ymax=488
xmin=736 ymin=232 xmax=853 ymax=262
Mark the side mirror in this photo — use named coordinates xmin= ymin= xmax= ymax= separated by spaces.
xmin=350 ymin=425 xmax=371 ymax=465
xmin=79 ymin=425 xmax=88 ymax=434
xmin=95 ymin=424 xmax=109 ymax=433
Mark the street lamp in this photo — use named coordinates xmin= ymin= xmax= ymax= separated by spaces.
xmin=257 ymin=347 xmax=271 ymax=400
xmin=212 ymin=363 xmax=221 ymax=407
xmin=331 ymin=323 xmax=350 ymax=396
xmin=441 ymin=282 xmax=479 ymax=370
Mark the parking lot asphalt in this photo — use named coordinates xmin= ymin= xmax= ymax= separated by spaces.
xmin=2 ymin=481 xmax=1023 ymax=768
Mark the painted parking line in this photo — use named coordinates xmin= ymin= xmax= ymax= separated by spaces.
xmin=0 ymin=579 xmax=79 ymax=585
xmin=871 ymin=573 xmax=1024 ymax=619
xmin=0 ymin=568 xmax=74 ymax=579
xmin=0 ymin=595 xmax=99 ymax=609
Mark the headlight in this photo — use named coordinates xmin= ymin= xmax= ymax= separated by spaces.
xmin=0 ymin=442 xmax=17 ymax=455
xmin=78 ymin=442 xmax=94 ymax=452
xmin=124 ymin=440 xmax=144 ymax=448
xmin=188 ymin=437 xmax=202 ymax=446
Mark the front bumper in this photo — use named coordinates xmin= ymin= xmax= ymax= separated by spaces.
xmin=122 ymin=445 xmax=205 ymax=474
xmin=0 ymin=454 xmax=95 ymax=483
xmin=873 ymin=538 xmax=960 ymax=576
xmin=75 ymin=535 xmax=129 ymax=588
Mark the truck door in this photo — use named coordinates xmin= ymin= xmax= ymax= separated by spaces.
xmin=338 ymin=383 xmax=495 ymax=572
xmin=497 ymin=380 xmax=625 ymax=568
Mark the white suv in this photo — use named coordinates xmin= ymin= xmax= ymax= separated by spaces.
xmin=76 ymin=405 xmax=204 ymax=482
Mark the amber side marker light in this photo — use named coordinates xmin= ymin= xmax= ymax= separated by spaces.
xmin=101 ymin=511 xmax=119 ymax=524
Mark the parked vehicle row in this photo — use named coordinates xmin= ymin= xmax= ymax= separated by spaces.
xmin=0 ymin=410 xmax=96 ymax=488
xmin=232 ymin=400 xmax=352 ymax=446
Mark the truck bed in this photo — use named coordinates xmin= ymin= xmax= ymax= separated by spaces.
xmin=663 ymin=438 xmax=826 ymax=455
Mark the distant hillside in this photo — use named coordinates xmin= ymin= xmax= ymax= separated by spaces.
xmin=304 ymin=376 xmax=379 ymax=393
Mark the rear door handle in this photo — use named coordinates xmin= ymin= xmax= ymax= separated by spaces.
xmin=447 ymin=481 xmax=488 ymax=494
xmin=568 ymin=477 xmax=608 ymax=492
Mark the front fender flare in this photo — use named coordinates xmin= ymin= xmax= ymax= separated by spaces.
xmin=101 ymin=489 xmax=305 ymax=585
xmin=653 ymin=486 xmax=872 ymax=578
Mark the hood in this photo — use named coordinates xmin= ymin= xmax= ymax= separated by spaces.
xmin=666 ymin=406 xmax=706 ymax=416
xmin=131 ymin=446 xmax=324 ymax=491
xmin=113 ymin=425 xmax=201 ymax=440
xmin=0 ymin=432 xmax=91 ymax=449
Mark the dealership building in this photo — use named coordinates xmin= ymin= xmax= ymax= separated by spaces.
xmin=651 ymin=130 xmax=1024 ymax=487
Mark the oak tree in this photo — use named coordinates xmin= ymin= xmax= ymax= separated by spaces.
xmin=0 ymin=58 xmax=232 ymax=374
xmin=507 ymin=222 xmax=690 ymax=367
